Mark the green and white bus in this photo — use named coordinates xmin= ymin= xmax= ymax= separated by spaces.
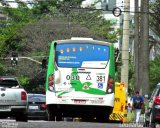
xmin=46 ymin=37 xmax=116 ymax=122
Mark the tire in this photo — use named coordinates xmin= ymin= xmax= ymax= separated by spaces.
xmin=0 ymin=115 xmax=7 ymax=119
xmin=48 ymin=110 xmax=55 ymax=121
xmin=149 ymin=112 xmax=156 ymax=128
xmin=55 ymin=110 xmax=62 ymax=121
xmin=96 ymin=113 xmax=109 ymax=123
xmin=48 ymin=110 xmax=62 ymax=121
xmin=44 ymin=115 xmax=49 ymax=121
xmin=16 ymin=113 xmax=27 ymax=122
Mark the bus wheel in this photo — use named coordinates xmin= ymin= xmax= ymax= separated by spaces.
xmin=96 ymin=114 xmax=109 ymax=123
xmin=48 ymin=110 xmax=55 ymax=121
xmin=56 ymin=111 xmax=62 ymax=121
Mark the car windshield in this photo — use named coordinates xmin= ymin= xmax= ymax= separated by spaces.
xmin=28 ymin=94 xmax=46 ymax=102
xmin=0 ymin=79 xmax=19 ymax=88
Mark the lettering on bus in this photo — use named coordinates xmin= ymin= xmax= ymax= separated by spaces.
xmin=66 ymin=75 xmax=80 ymax=80
xmin=96 ymin=75 xmax=105 ymax=83
xmin=114 ymin=98 xmax=120 ymax=102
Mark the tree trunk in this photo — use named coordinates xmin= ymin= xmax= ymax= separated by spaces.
xmin=139 ymin=0 xmax=149 ymax=95
xmin=142 ymin=0 xmax=149 ymax=95
xmin=134 ymin=0 xmax=140 ymax=91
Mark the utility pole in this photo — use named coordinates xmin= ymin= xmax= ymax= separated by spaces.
xmin=121 ymin=0 xmax=130 ymax=93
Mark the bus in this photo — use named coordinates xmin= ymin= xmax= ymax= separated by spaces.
xmin=46 ymin=37 xmax=116 ymax=122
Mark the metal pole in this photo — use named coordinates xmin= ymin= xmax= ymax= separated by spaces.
xmin=121 ymin=0 xmax=130 ymax=93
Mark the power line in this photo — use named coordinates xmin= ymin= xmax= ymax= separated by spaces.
xmin=1 ymin=1 xmax=155 ymax=15
xmin=0 ymin=56 xmax=47 ymax=64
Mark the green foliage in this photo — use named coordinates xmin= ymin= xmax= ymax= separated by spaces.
xmin=0 ymin=60 xmax=17 ymax=75
xmin=149 ymin=0 xmax=160 ymax=36
xmin=31 ymin=0 xmax=58 ymax=15
xmin=17 ymin=75 xmax=30 ymax=86
xmin=128 ymin=58 xmax=134 ymax=97
xmin=60 ymin=0 xmax=84 ymax=5
xmin=149 ymin=56 xmax=160 ymax=92
xmin=0 ymin=63 xmax=6 ymax=75
xmin=3 ymin=5 xmax=32 ymax=23
xmin=0 ymin=3 xmax=36 ymax=55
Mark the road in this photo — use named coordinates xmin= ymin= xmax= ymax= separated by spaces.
xmin=0 ymin=119 xmax=147 ymax=128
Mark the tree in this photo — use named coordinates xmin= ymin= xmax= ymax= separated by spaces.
xmin=134 ymin=0 xmax=140 ymax=92
xmin=134 ymin=0 xmax=149 ymax=95
xmin=149 ymin=0 xmax=160 ymax=36
xmin=149 ymin=1 xmax=160 ymax=58
xmin=0 ymin=1 xmax=35 ymax=56
xmin=149 ymin=56 xmax=160 ymax=93
xmin=139 ymin=0 xmax=149 ymax=95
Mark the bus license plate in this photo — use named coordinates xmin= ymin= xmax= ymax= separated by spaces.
xmin=91 ymin=100 xmax=104 ymax=104
xmin=74 ymin=100 xmax=86 ymax=104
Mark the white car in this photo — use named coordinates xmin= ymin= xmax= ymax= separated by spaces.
xmin=0 ymin=76 xmax=28 ymax=121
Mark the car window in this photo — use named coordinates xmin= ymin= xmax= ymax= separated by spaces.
xmin=0 ymin=79 xmax=19 ymax=88
xmin=28 ymin=95 xmax=46 ymax=102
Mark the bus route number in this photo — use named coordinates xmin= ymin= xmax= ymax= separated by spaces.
xmin=66 ymin=75 xmax=80 ymax=80
xmin=96 ymin=75 xmax=105 ymax=83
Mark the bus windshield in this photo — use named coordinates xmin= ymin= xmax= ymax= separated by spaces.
xmin=55 ymin=43 xmax=109 ymax=68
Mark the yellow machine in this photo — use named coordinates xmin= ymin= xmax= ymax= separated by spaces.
xmin=109 ymin=82 xmax=128 ymax=123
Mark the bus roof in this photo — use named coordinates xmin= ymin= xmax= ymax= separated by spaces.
xmin=71 ymin=37 xmax=93 ymax=40
xmin=54 ymin=39 xmax=110 ymax=46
